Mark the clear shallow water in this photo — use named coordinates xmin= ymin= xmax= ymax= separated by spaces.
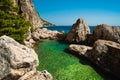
xmin=36 ymin=40 xmax=112 ymax=80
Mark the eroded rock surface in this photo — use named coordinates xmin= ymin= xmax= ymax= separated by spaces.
xmin=66 ymin=18 xmax=90 ymax=43
xmin=90 ymin=40 xmax=120 ymax=78
xmin=0 ymin=35 xmax=52 ymax=80
xmin=32 ymin=28 xmax=65 ymax=40
xmin=69 ymin=39 xmax=120 ymax=79
xmin=12 ymin=0 xmax=52 ymax=29
xmin=69 ymin=44 xmax=92 ymax=56
xmin=92 ymin=24 xmax=120 ymax=43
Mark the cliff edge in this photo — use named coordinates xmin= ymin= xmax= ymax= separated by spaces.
xmin=12 ymin=0 xmax=52 ymax=29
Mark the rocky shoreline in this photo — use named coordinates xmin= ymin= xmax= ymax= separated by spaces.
xmin=24 ymin=18 xmax=120 ymax=79
xmin=68 ymin=18 xmax=120 ymax=79
xmin=1 ymin=17 xmax=120 ymax=79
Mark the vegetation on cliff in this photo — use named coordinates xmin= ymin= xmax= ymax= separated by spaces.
xmin=0 ymin=0 xmax=31 ymax=43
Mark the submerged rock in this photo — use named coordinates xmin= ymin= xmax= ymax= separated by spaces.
xmin=92 ymin=24 xmax=120 ymax=43
xmin=0 ymin=35 xmax=52 ymax=80
xmin=66 ymin=18 xmax=90 ymax=43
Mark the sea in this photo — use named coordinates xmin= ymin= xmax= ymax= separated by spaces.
xmin=37 ymin=25 xmax=114 ymax=80
xmin=43 ymin=26 xmax=95 ymax=33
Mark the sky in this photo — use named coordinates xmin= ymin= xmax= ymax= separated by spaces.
xmin=32 ymin=0 xmax=120 ymax=26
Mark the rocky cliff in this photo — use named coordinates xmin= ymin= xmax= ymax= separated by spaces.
xmin=12 ymin=0 xmax=52 ymax=29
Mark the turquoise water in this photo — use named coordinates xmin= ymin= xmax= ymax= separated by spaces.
xmin=36 ymin=40 xmax=112 ymax=80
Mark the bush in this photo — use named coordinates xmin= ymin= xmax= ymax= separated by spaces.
xmin=0 ymin=0 xmax=32 ymax=43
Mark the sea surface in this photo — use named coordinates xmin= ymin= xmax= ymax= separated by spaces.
xmin=36 ymin=26 xmax=113 ymax=80
xmin=44 ymin=26 xmax=94 ymax=33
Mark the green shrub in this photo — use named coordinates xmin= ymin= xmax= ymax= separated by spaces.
xmin=0 ymin=0 xmax=32 ymax=43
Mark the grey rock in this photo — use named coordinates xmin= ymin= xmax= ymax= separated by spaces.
xmin=12 ymin=0 xmax=52 ymax=29
xmin=0 ymin=35 xmax=52 ymax=80
xmin=91 ymin=40 xmax=120 ymax=78
xmin=69 ymin=44 xmax=92 ymax=56
xmin=93 ymin=24 xmax=120 ymax=43
xmin=66 ymin=18 xmax=90 ymax=43
xmin=0 ymin=35 xmax=39 ymax=79
xmin=19 ymin=70 xmax=53 ymax=80
xmin=32 ymin=28 xmax=65 ymax=40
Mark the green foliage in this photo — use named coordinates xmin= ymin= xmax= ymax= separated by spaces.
xmin=0 ymin=0 xmax=32 ymax=43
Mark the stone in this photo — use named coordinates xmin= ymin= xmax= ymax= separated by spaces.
xmin=0 ymin=35 xmax=52 ymax=80
xmin=19 ymin=70 xmax=53 ymax=80
xmin=12 ymin=0 xmax=52 ymax=29
xmin=90 ymin=40 xmax=120 ymax=79
xmin=66 ymin=18 xmax=90 ymax=43
xmin=32 ymin=32 xmax=40 ymax=41
xmin=0 ymin=35 xmax=39 ymax=79
xmin=32 ymin=28 xmax=65 ymax=40
xmin=92 ymin=24 xmax=120 ymax=43
xmin=69 ymin=44 xmax=92 ymax=56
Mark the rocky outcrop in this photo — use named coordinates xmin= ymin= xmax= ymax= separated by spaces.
xmin=90 ymin=40 xmax=120 ymax=78
xmin=92 ymin=24 xmax=120 ymax=43
xmin=69 ymin=39 xmax=120 ymax=79
xmin=24 ymin=28 xmax=66 ymax=47
xmin=12 ymin=0 xmax=52 ymax=29
xmin=32 ymin=28 xmax=65 ymax=40
xmin=66 ymin=18 xmax=90 ymax=43
xmin=69 ymin=44 xmax=92 ymax=56
xmin=0 ymin=35 xmax=52 ymax=80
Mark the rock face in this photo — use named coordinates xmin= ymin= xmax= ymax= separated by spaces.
xmin=92 ymin=24 xmax=120 ymax=43
xmin=90 ymin=40 xmax=120 ymax=78
xmin=69 ymin=44 xmax=92 ymax=56
xmin=69 ymin=39 xmax=120 ymax=79
xmin=66 ymin=18 xmax=90 ymax=43
xmin=32 ymin=28 xmax=65 ymax=40
xmin=12 ymin=0 xmax=52 ymax=29
xmin=24 ymin=28 xmax=65 ymax=47
xmin=0 ymin=35 xmax=52 ymax=80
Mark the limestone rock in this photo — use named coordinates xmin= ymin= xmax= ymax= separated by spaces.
xmin=12 ymin=0 xmax=52 ymax=29
xmin=93 ymin=24 xmax=120 ymax=43
xmin=32 ymin=32 xmax=40 ymax=41
xmin=66 ymin=18 xmax=90 ymax=43
xmin=18 ymin=70 xmax=52 ymax=80
xmin=69 ymin=44 xmax=92 ymax=56
xmin=0 ymin=35 xmax=53 ymax=80
xmin=19 ymin=70 xmax=53 ymax=80
xmin=0 ymin=35 xmax=39 ymax=79
xmin=32 ymin=28 xmax=65 ymax=40
xmin=91 ymin=40 xmax=120 ymax=79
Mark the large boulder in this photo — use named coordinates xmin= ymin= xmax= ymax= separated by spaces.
xmin=92 ymin=24 xmax=120 ymax=43
xmin=66 ymin=18 xmax=90 ymax=43
xmin=0 ymin=35 xmax=52 ymax=80
xmin=90 ymin=40 xmax=120 ymax=79
xmin=68 ymin=39 xmax=120 ymax=79
xmin=69 ymin=44 xmax=92 ymax=56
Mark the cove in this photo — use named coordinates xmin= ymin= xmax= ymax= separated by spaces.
xmin=36 ymin=40 xmax=111 ymax=80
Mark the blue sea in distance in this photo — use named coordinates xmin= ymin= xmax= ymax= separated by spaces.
xmin=45 ymin=26 xmax=94 ymax=33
